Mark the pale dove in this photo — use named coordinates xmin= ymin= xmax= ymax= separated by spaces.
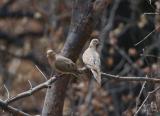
xmin=82 ymin=39 xmax=101 ymax=84
xmin=47 ymin=49 xmax=79 ymax=77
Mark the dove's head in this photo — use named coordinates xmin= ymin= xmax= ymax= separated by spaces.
xmin=89 ymin=39 xmax=99 ymax=48
xmin=47 ymin=49 xmax=56 ymax=60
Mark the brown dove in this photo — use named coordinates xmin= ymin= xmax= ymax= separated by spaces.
xmin=82 ymin=39 xmax=101 ymax=84
xmin=47 ymin=49 xmax=79 ymax=77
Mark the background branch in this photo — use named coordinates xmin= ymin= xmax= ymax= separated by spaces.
xmin=102 ymin=73 xmax=160 ymax=83
xmin=134 ymin=86 xmax=160 ymax=115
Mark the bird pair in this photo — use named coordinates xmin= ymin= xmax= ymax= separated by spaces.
xmin=47 ymin=39 xmax=101 ymax=84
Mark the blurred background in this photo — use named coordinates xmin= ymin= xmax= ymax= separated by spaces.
xmin=0 ymin=0 xmax=160 ymax=115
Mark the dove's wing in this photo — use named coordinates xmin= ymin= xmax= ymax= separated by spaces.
xmin=55 ymin=55 xmax=77 ymax=73
xmin=93 ymin=52 xmax=101 ymax=69
xmin=82 ymin=48 xmax=101 ymax=84
xmin=90 ymin=52 xmax=101 ymax=84
xmin=82 ymin=48 xmax=93 ymax=68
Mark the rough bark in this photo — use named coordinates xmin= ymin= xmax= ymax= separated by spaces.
xmin=42 ymin=0 xmax=95 ymax=115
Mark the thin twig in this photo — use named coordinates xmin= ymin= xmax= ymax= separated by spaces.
xmin=99 ymin=0 xmax=121 ymax=51
xmin=134 ymin=24 xmax=160 ymax=46
xmin=140 ymin=54 xmax=160 ymax=59
xmin=135 ymin=80 xmax=147 ymax=111
xmin=143 ymin=12 xmax=160 ymax=15
xmin=3 ymin=85 xmax=10 ymax=100
xmin=114 ymin=46 xmax=144 ymax=75
xmin=35 ymin=65 xmax=48 ymax=81
xmin=101 ymin=73 xmax=160 ymax=83
xmin=27 ymin=80 xmax=33 ymax=90
xmin=134 ymin=86 xmax=160 ymax=116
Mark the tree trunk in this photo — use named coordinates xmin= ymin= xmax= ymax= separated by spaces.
xmin=42 ymin=0 xmax=95 ymax=115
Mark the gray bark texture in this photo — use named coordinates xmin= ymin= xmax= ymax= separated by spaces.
xmin=42 ymin=0 xmax=95 ymax=115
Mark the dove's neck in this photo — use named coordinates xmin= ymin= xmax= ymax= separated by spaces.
xmin=89 ymin=45 xmax=97 ymax=50
xmin=49 ymin=54 xmax=56 ymax=61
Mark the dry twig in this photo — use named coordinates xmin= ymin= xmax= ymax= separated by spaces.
xmin=102 ymin=73 xmax=160 ymax=83
xmin=0 ymin=99 xmax=30 ymax=116
xmin=134 ymin=86 xmax=160 ymax=116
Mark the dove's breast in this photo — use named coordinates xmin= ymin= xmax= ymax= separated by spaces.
xmin=82 ymin=48 xmax=100 ymax=69
xmin=82 ymin=48 xmax=91 ymax=64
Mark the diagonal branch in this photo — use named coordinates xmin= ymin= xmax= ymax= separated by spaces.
xmin=0 ymin=99 xmax=30 ymax=116
xmin=134 ymin=86 xmax=160 ymax=116
xmin=5 ymin=76 xmax=57 ymax=104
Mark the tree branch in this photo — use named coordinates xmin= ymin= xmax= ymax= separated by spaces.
xmin=134 ymin=86 xmax=160 ymax=116
xmin=5 ymin=76 xmax=57 ymax=104
xmin=0 ymin=99 xmax=30 ymax=116
xmin=102 ymin=73 xmax=160 ymax=83
xmin=2 ymin=69 xmax=160 ymax=107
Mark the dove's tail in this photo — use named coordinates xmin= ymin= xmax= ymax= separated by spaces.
xmin=91 ymin=69 xmax=101 ymax=85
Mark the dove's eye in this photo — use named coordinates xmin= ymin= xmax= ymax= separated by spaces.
xmin=93 ymin=41 xmax=98 ymax=45
xmin=90 ymin=39 xmax=99 ymax=46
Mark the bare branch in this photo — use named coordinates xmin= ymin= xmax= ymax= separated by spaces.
xmin=27 ymin=80 xmax=33 ymax=90
xmin=102 ymin=73 xmax=160 ymax=83
xmin=134 ymin=86 xmax=160 ymax=116
xmin=5 ymin=76 xmax=57 ymax=104
xmin=136 ymin=80 xmax=147 ymax=110
xmin=77 ymin=67 xmax=160 ymax=83
xmin=35 ymin=65 xmax=48 ymax=81
xmin=3 ymin=85 xmax=10 ymax=100
xmin=0 ymin=66 xmax=159 ymax=112
xmin=3 ymin=71 xmax=160 ymax=105
xmin=143 ymin=12 xmax=160 ymax=15
xmin=0 ymin=99 xmax=30 ymax=116
xmin=134 ymin=24 xmax=160 ymax=46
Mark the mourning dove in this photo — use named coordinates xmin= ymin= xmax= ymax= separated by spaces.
xmin=47 ymin=49 xmax=79 ymax=77
xmin=82 ymin=39 xmax=101 ymax=84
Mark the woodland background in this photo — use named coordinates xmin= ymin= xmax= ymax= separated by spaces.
xmin=0 ymin=0 xmax=160 ymax=116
